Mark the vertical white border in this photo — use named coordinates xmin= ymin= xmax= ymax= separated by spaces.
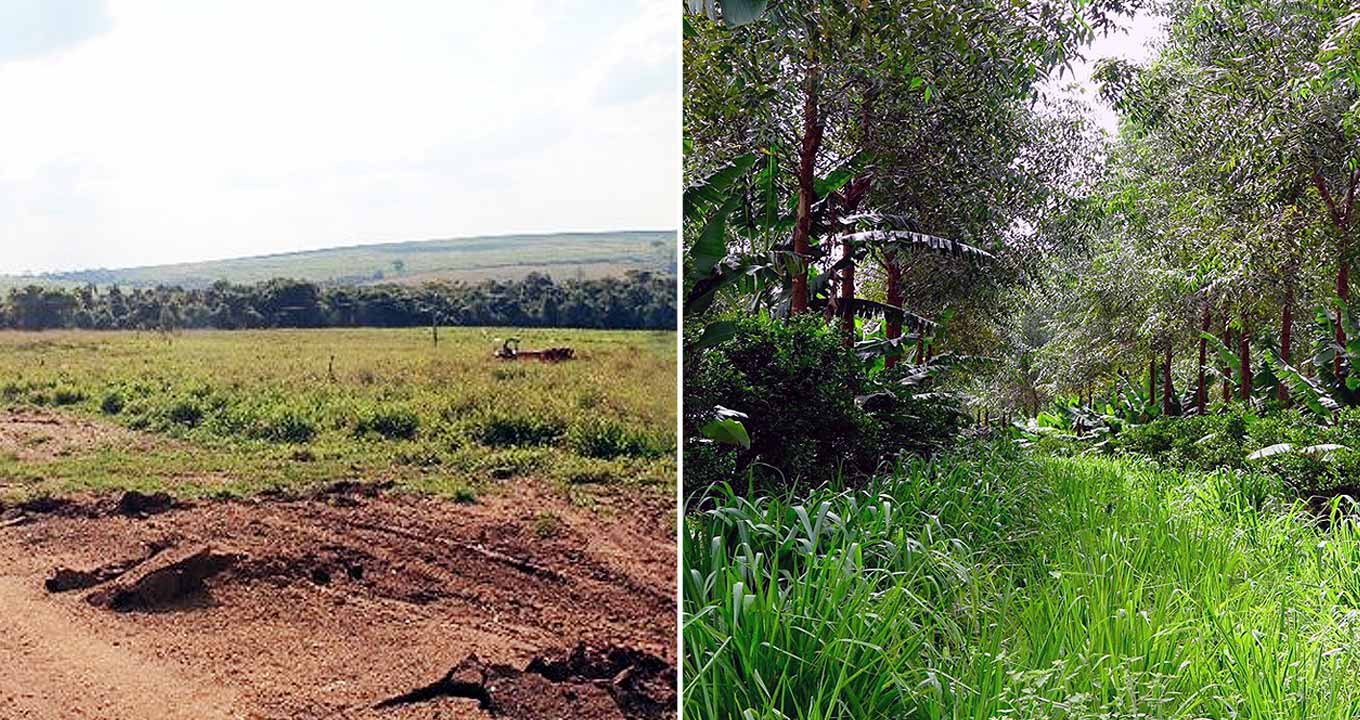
xmin=673 ymin=2 xmax=686 ymax=717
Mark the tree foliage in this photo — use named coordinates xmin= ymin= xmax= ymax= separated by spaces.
xmin=0 ymin=272 xmax=676 ymax=332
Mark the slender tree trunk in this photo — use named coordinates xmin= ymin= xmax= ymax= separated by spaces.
xmin=1197 ymin=305 xmax=1209 ymax=414
xmin=1239 ymin=318 xmax=1252 ymax=402
xmin=1222 ymin=315 xmax=1232 ymax=403
xmin=884 ymin=256 xmax=902 ymax=368
xmin=839 ymin=89 xmax=875 ymax=347
xmin=915 ymin=334 xmax=925 ymax=365
xmin=1162 ymin=342 xmax=1174 ymax=416
xmin=1337 ymin=262 xmax=1350 ymax=380
xmin=839 ymin=237 xmax=854 ymax=346
xmin=1280 ymin=284 xmax=1293 ymax=406
xmin=1314 ymin=170 xmax=1354 ymax=378
xmin=1148 ymin=355 xmax=1157 ymax=410
xmin=790 ymin=59 xmax=822 ymax=316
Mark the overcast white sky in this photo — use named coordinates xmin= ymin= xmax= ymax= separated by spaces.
xmin=0 ymin=1 xmax=678 ymax=274
xmin=1045 ymin=9 xmax=1167 ymax=135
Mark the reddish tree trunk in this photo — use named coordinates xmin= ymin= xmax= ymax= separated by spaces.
xmin=884 ymin=256 xmax=902 ymax=368
xmin=1314 ymin=170 xmax=1354 ymax=379
xmin=838 ymin=93 xmax=875 ymax=347
xmin=790 ymin=61 xmax=822 ymax=315
xmin=1239 ymin=319 xmax=1252 ymax=402
xmin=1280 ymin=285 xmax=1294 ymax=406
xmin=1162 ymin=342 xmax=1174 ymax=416
xmin=1198 ymin=305 xmax=1209 ymax=414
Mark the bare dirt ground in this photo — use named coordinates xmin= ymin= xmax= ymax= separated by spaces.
xmin=0 ymin=416 xmax=676 ymax=720
xmin=0 ymin=407 xmax=159 ymax=463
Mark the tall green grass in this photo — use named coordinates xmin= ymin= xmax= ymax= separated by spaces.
xmin=683 ymin=444 xmax=1360 ymax=719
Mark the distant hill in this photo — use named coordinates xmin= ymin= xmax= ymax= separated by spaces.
xmin=0 ymin=231 xmax=675 ymax=290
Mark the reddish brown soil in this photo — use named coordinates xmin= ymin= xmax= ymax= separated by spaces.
xmin=0 ymin=482 xmax=676 ymax=719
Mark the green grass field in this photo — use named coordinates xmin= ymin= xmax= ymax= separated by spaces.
xmin=685 ymin=445 xmax=1360 ymax=719
xmin=0 ymin=231 xmax=676 ymax=290
xmin=0 ymin=328 xmax=675 ymax=503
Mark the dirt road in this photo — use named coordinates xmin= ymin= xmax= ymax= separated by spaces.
xmin=0 ymin=575 xmax=245 ymax=719
xmin=0 ymin=483 xmax=676 ymax=719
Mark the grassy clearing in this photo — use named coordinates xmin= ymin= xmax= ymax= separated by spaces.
xmin=684 ymin=445 xmax=1360 ymax=719
xmin=0 ymin=328 xmax=674 ymax=503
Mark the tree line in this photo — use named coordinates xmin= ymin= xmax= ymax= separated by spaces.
xmin=683 ymin=0 xmax=1129 ymax=439
xmin=0 ymin=271 xmax=675 ymax=331
xmin=1007 ymin=0 xmax=1360 ymax=421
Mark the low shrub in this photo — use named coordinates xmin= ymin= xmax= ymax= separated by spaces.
xmin=164 ymin=397 xmax=204 ymax=427
xmin=1104 ymin=406 xmax=1360 ymax=495
xmin=354 ymin=406 xmax=420 ymax=440
xmin=469 ymin=410 xmax=565 ymax=448
xmin=100 ymin=390 xmax=125 ymax=415
xmin=685 ymin=315 xmax=873 ymax=496
xmin=256 ymin=407 xmax=318 ymax=444
xmin=567 ymin=416 xmax=663 ymax=459
xmin=52 ymin=386 xmax=86 ymax=406
xmin=685 ymin=314 xmax=961 ymax=500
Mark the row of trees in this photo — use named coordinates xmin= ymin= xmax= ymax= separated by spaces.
xmin=1011 ymin=0 xmax=1360 ymax=420
xmin=684 ymin=0 xmax=1133 ymax=435
xmin=685 ymin=0 xmax=1358 ymax=433
xmin=0 ymin=272 xmax=676 ymax=331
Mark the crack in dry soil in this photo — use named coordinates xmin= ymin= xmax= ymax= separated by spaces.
xmin=375 ymin=644 xmax=675 ymax=720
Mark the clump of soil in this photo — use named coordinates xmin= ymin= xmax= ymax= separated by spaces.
xmin=526 ymin=644 xmax=676 ymax=720
xmin=377 ymin=644 xmax=675 ymax=720
xmin=45 ymin=539 xmax=175 ymax=593
xmin=4 ymin=490 xmax=184 ymax=527
xmin=115 ymin=490 xmax=178 ymax=518
xmin=85 ymin=544 xmax=243 ymax=612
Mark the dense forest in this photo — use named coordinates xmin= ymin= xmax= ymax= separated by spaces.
xmin=683 ymin=0 xmax=1360 ymax=718
xmin=0 ymin=271 xmax=675 ymax=331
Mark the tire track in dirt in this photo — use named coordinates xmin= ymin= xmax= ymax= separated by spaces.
xmin=0 ymin=481 xmax=676 ymax=719
xmin=0 ymin=405 xmax=675 ymax=717
xmin=0 ymin=576 xmax=246 ymax=719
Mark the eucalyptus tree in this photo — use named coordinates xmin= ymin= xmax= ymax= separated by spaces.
xmin=684 ymin=0 xmax=1136 ymax=328
xmin=1104 ymin=0 xmax=1360 ymax=384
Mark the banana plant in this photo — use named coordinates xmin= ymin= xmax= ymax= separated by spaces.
xmin=684 ymin=152 xmax=989 ymax=348
xmin=1264 ymin=347 xmax=1339 ymax=420
xmin=1312 ymin=298 xmax=1360 ymax=406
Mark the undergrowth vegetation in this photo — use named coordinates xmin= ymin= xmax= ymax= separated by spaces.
xmin=0 ymin=328 xmax=675 ymax=501
xmin=684 ymin=443 xmax=1360 ymax=719
xmin=1027 ymin=405 xmax=1360 ymax=497
xmin=685 ymin=315 xmax=966 ymax=501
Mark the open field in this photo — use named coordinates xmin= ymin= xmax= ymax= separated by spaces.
xmin=0 ymin=231 xmax=676 ymax=290
xmin=0 ymin=328 xmax=675 ymax=503
xmin=0 ymin=327 xmax=677 ymax=719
